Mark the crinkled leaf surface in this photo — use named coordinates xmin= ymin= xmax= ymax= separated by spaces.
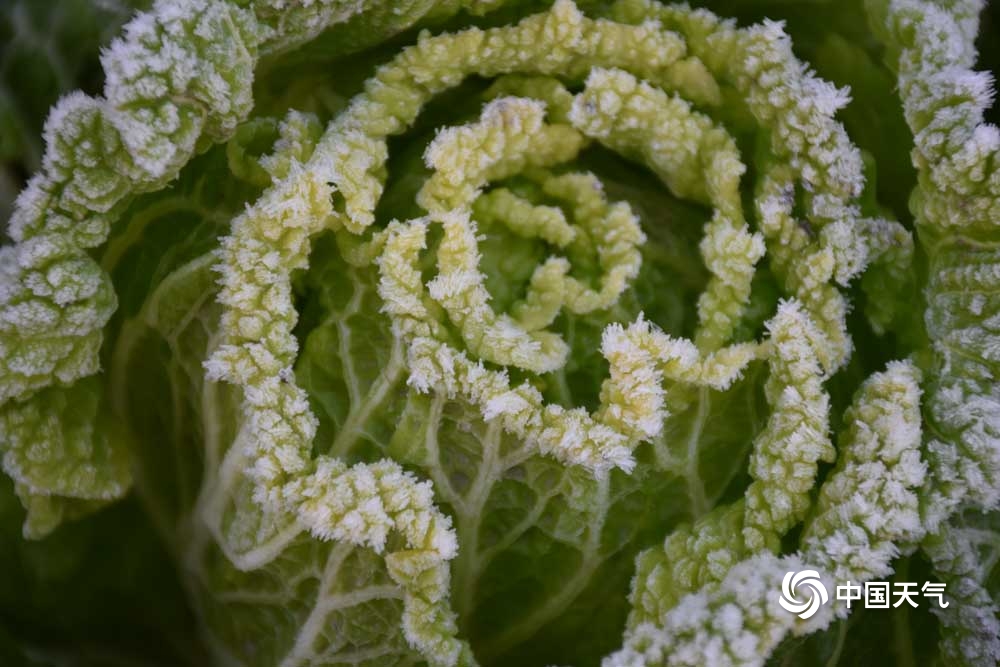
xmin=2 ymin=1 xmax=1000 ymax=666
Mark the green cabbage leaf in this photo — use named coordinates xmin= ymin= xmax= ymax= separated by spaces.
xmin=1 ymin=0 xmax=999 ymax=665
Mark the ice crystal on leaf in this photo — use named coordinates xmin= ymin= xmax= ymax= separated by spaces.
xmin=1 ymin=0 xmax=998 ymax=665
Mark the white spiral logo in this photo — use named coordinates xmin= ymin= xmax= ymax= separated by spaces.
xmin=778 ymin=570 xmax=829 ymax=619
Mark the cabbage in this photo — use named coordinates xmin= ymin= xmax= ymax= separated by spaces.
xmin=1 ymin=0 xmax=999 ymax=665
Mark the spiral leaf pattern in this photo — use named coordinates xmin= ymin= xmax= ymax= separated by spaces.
xmin=3 ymin=0 xmax=961 ymax=665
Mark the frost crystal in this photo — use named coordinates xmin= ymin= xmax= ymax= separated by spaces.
xmin=6 ymin=0 xmax=996 ymax=664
